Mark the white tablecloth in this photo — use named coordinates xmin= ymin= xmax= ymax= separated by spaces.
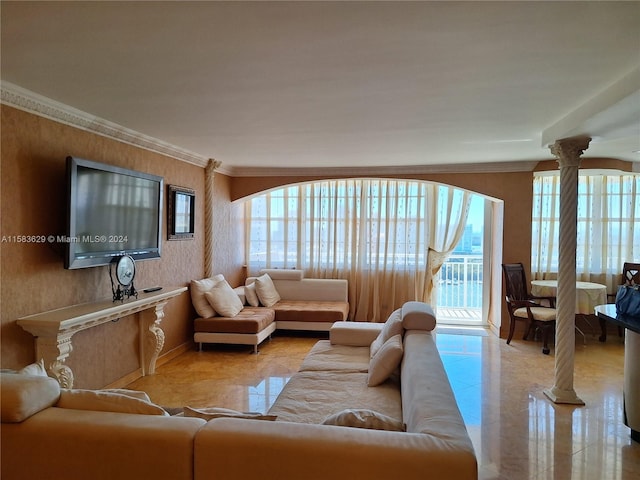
xmin=530 ymin=280 xmax=607 ymax=315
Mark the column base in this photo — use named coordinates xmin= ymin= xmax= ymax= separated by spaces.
xmin=543 ymin=386 xmax=585 ymax=405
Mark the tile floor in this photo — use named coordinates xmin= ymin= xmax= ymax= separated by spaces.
xmin=127 ymin=329 xmax=640 ymax=480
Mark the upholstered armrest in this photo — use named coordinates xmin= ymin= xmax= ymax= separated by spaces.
xmin=195 ymin=417 xmax=477 ymax=480
xmin=330 ymin=321 xmax=383 ymax=346
xmin=1 ymin=408 xmax=205 ymax=480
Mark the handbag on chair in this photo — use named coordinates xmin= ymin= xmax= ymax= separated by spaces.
xmin=615 ymin=284 xmax=640 ymax=317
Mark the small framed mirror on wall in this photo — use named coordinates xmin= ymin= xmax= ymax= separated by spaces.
xmin=167 ymin=185 xmax=195 ymax=240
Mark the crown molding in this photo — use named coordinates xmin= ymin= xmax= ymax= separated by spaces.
xmin=1 ymin=81 xmax=210 ymax=168
xmin=225 ymin=160 xmax=542 ymax=177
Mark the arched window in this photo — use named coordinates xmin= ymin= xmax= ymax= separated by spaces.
xmin=244 ymin=178 xmax=485 ymax=322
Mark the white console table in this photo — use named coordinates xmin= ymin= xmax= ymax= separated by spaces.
xmin=17 ymin=286 xmax=187 ymax=388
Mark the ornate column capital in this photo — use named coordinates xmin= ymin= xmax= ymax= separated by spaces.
xmin=549 ymin=136 xmax=591 ymax=168
xmin=206 ymin=158 xmax=222 ymax=174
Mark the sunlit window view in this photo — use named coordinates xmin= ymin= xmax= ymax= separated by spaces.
xmin=245 ymin=179 xmax=487 ymax=324
xmin=532 ymin=171 xmax=640 ymax=292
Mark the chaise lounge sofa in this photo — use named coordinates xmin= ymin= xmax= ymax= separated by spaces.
xmin=1 ymin=301 xmax=477 ymax=480
xmin=191 ymin=269 xmax=349 ymax=352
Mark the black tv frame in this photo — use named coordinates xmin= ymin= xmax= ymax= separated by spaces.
xmin=64 ymin=156 xmax=164 ymax=269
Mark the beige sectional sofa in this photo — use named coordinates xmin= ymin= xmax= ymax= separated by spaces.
xmin=197 ymin=303 xmax=477 ymax=480
xmin=1 ymin=301 xmax=477 ymax=480
xmin=192 ymin=269 xmax=349 ymax=352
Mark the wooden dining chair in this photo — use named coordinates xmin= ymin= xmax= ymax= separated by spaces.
xmin=502 ymin=263 xmax=557 ymax=354
xmin=622 ymin=262 xmax=640 ymax=285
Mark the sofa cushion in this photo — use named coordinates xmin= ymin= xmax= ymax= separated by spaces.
xmin=330 ymin=321 xmax=383 ymax=346
xmin=273 ymin=300 xmax=349 ymax=322
xmin=299 ymin=340 xmax=370 ymax=373
xmin=194 ymin=307 xmax=275 ymax=334
xmin=204 ymin=280 xmax=244 ymax=317
xmin=370 ymin=308 xmax=403 ymax=358
xmin=368 ymin=334 xmax=403 ymax=387
xmin=267 ymin=371 xmax=401 ymax=425
xmin=254 ymin=273 xmax=281 ymax=307
xmin=57 ymin=389 xmax=168 ymax=416
xmin=1 ymin=373 xmax=61 ymax=423
xmin=322 ymin=408 xmax=406 ymax=432
xmin=401 ymin=301 xmax=437 ymax=331
xmin=184 ymin=406 xmax=277 ymax=421
xmin=191 ymin=274 xmax=225 ymax=318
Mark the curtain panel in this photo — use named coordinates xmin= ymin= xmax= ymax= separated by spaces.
xmin=245 ymin=179 xmax=471 ymax=322
xmin=531 ymin=171 xmax=640 ymax=293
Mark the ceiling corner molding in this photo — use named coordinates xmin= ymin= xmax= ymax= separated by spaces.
xmin=227 ymin=160 xmax=541 ymax=177
xmin=1 ymin=81 xmax=209 ymax=168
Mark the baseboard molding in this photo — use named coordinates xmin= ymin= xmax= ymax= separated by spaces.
xmin=157 ymin=341 xmax=194 ymax=368
xmin=105 ymin=341 xmax=194 ymax=389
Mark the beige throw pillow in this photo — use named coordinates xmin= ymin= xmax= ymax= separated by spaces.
xmin=245 ymin=282 xmax=260 ymax=307
xmin=100 ymin=389 xmax=152 ymax=402
xmin=183 ymin=406 xmax=277 ymax=421
xmin=191 ymin=274 xmax=225 ymax=318
xmin=322 ymin=408 xmax=406 ymax=432
xmin=370 ymin=308 xmax=403 ymax=358
xmin=254 ymin=273 xmax=281 ymax=307
xmin=368 ymin=334 xmax=403 ymax=387
xmin=1 ymin=373 xmax=61 ymax=423
xmin=57 ymin=389 xmax=168 ymax=416
xmin=204 ymin=280 xmax=244 ymax=317
xmin=18 ymin=358 xmax=48 ymax=377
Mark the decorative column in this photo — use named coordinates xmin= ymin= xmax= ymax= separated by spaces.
xmin=543 ymin=136 xmax=590 ymax=405
xmin=204 ymin=159 xmax=222 ymax=278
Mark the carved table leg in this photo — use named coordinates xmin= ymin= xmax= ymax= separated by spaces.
xmin=139 ymin=301 xmax=167 ymax=375
xmin=35 ymin=334 xmax=75 ymax=388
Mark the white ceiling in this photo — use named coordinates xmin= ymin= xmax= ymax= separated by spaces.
xmin=1 ymin=1 xmax=639 ymax=175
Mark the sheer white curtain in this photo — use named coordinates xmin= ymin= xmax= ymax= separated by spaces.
xmin=532 ymin=170 xmax=640 ymax=293
xmin=245 ymin=179 xmax=471 ymax=322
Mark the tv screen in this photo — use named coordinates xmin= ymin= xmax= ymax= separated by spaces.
xmin=65 ymin=156 xmax=163 ymax=269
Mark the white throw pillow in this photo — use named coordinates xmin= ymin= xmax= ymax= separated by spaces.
xmin=204 ymin=280 xmax=244 ymax=317
xmin=183 ymin=406 xmax=277 ymax=421
xmin=245 ymin=282 xmax=260 ymax=307
xmin=191 ymin=274 xmax=225 ymax=318
xmin=370 ymin=308 xmax=403 ymax=359
xmin=18 ymin=358 xmax=48 ymax=377
xmin=1 ymin=373 xmax=61 ymax=423
xmin=368 ymin=334 xmax=403 ymax=387
xmin=322 ymin=408 xmax=406 ymax=432
xmin=57 ymin=389 xmax=168 ymax=416
xmin=254 ymin=273 xmax=281 ymax=307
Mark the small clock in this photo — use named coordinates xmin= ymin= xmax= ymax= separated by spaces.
xmin=110 ymin=255 xmax=137 ymax=302
xmin=116 ymin=255 xmax=135 ymax=287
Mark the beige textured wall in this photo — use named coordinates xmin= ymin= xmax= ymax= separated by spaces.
xmin=211 ymin=172 xmax=245 ymax=287
xmin=0 ymin=106 xmax=207 ymax=388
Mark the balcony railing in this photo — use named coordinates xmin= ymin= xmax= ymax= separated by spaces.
xmin=436 ymin=254 xmax=483 ymax=323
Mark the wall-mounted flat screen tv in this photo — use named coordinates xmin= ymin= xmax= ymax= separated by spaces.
xmin=65 ymin=156 xmax=163 ymax=269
